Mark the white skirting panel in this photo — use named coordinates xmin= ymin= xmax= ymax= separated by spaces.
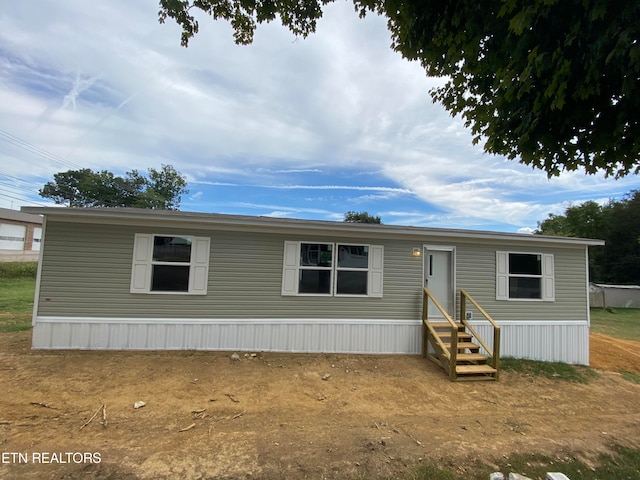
xmin=467 ymin=320 xmax=589 ymax=365
xmin=32 ymin=317 xmax=590 ymax=364
xmin=31 ymin=317 xmax=423 ymax=354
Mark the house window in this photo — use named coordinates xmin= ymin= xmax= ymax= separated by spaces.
xmin=151 ymin=236 xmax=192 ymax=292
xmin=336 ymin=245 xmax=369 ymax=295
xmin=508 ymin=253 xmax=541 ymax=299
xmin=130 ymin=233 xmax=210 ymax=295
xmin=299 ymin=243 xmax=333 ymax=294
xmin=496 ymin=251 xmax=554 ymax=301
xmin=282 ymin=241 xmax=383 ymax=297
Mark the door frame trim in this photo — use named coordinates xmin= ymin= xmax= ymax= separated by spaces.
xmin=423 ymin=245 xmax=457 ymax=318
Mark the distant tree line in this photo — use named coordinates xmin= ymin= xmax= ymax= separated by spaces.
xmin=536 ymin=190 xmax=640 ymax=285
xmin=39 ymin=165 xmax=188 ymax=210
xmin=343 ymin=211 xmax=381 ymax=224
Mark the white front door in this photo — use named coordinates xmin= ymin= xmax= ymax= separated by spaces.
xmin=424 ymin=247 xmax=454 ymax=318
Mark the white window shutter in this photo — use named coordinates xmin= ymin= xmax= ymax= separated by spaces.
xmin=496 ymin=251 xmax=508 ymax=300
xmin=130 ymin=234 xmax=152 ymax=293
xmin=189 ymin=236 xmax=210 ymax=295
xmin=281 ymin=241 xmax=299 ymax=295
xmin=368 ymin=245 xmax=384 ymax=298
xmin=542 ymin=253 xmax=555 ymax=301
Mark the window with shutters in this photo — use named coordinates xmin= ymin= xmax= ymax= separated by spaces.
xmin=282 ymin=241 xmax=383 ymax=297
xmin=130 ymin=234 xmax=210 ymax=295
xmin=496 ymin=251 xmax=554 ymax=301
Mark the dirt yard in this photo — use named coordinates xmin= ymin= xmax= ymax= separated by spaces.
xmin=1 ymin=330 xmax=639 ymax=480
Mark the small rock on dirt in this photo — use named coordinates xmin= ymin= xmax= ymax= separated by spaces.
xmin=133 ymin=401 xmax=146 ymax=409
xmin=230 ymin=353 xmax=241 ymax=361
xmin=322 ymin=373 xmax=331 ymax=381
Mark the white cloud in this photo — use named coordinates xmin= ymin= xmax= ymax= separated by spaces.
xmin=0 ymin=0 xmax=637 ymax=231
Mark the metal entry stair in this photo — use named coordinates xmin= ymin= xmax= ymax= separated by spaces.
xmin=422 ymin=288 xmax=500 ymax=381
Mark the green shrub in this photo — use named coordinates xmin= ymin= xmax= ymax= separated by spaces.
xmin=0 ymin=262 xmax=38 ymax=279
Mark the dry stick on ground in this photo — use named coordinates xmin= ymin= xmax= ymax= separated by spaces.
xmin=101 ymin=404 xmax=107 ymax=428
xmin=179 ymin=423 xmax=196 ymax=432
xmin=30 ymin=402 xmax=57 ymax=409
xmin=401 ymin=427 xmax=424 ymax=447
xmin=225 ymin=393 xmax=239 ymax=403
xmin=192 ymin=408 xmax=206 ymax=419
xmin=80 ymin=404 xmax=104 ymax=430
xmin=232 ymin=411 xmax=245 ymax=419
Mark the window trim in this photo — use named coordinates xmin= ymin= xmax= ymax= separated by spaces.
xmin=282 ymin=241 xmax=383 ymax=298
xmin=496 ymin=251 xmax=555 ymax=302
xmin=130 ymin=233 xmax=210 ymax=295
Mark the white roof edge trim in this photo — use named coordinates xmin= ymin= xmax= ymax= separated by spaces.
xmin=21 ymin=207 xmax=605 ymax=247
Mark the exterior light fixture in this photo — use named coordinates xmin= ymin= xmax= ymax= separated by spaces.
xmin=412 ymin=248 xmax=422 ymax=257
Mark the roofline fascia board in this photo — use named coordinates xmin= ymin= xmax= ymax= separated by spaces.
xmin=21 ymin=207 xmax=605 ymax=247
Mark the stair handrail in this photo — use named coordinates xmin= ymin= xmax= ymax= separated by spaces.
xmin=459 ymin=288 xmax=501 ymax=374
xmin=423 ymin=287 xmax=458 ymax=380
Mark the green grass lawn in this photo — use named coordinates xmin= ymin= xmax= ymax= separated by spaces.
xmin=590 ymin=307 xmax=640 ymax=341
xmin=501 ymin=357 xmax=599 ymax=383
xmin=411 ymin=445 xmax=640 ymax=480
xmin=0 ymin=276 xmax=35 ymax=332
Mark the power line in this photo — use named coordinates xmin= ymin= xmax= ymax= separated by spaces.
xmin=0 ymin=191 xmax=48 ymax=207
xmin=0 ymin=171 xmax=44 ymax=205
xmin=0 ymin=128 xmax=83 ymax=171
xmin=0 ymin=180 xmax=40 ymax=196
xmin=0 ymin=170 xmax=41 ymax=188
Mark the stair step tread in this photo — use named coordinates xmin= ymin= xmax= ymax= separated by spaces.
xmin=429 ymin=322 xmax=464 ymax=329
xmin=456 ymin=365 xmax=497 ymax=374
xmin=440 ymin=335 xmax=473 ymax=345
xmin=457 ymin=353 xmax=488 ymax=362
xmin=438 ymin=332 xmax=472 ymax=339
xmin=443 ymin=345 xmax=481 ymax=352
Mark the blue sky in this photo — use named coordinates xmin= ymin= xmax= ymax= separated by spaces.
xmin=1 ymin=1 xmax=638 ymax=233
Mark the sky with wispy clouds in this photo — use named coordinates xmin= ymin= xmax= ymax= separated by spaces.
xmin=1 ymin=0 xmax=638 ymax=233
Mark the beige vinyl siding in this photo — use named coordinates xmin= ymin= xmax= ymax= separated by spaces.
xmin=37 ymin=221 xmax=590 ymax=324
xmin=454 ymin=241 xmax=588 ymax=321
xmin=37 ymin=221 xmax=423 ymax=321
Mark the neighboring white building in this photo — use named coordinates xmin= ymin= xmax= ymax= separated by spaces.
xmin=0 ymin=207 xmax=42 ymax=262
